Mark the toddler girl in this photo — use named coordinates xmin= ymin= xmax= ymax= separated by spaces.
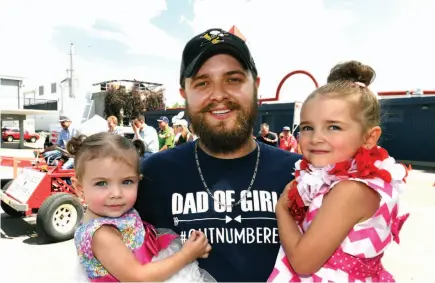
xmin=72 ymin=132 xmax=215 ymax=282
xmin=268 ymin=61 xmax=409 ymax=282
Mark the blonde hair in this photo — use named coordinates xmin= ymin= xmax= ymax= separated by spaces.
xmin=107 ymin=115 xmax=118 ymax=124
xmin=305 ymin=60 xmax=380 ymax=130
xmin=69 ymin=132 xmax=140 ymax=181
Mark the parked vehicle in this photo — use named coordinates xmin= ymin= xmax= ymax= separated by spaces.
xmin=1 ymin=127 xmax=40 ymax=143
xmin=0 ymin=150 xmax=83 ymax=242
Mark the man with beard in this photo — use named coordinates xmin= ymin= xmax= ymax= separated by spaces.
xmin=135 ymin=28 xmax=301 ymax=282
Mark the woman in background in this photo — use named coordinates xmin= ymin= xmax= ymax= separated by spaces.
xmin=107 ymin=116 xmax=124 ymax=136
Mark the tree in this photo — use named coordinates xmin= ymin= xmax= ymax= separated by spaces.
xmin=123 ymin=87 xmax=146 ymax=119
xmin=143 ymin=88 xmax=165 ymax=111
xmin=104 ymin=86 xmax=125 ymax=123
xmin=103 ymin=85 xmax=166 ymax=124
xmin=169 ymin=101 xmax=186 ymax=108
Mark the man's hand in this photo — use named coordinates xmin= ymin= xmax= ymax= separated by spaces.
xmin=132 ymin=123 xmax=139 ymax=133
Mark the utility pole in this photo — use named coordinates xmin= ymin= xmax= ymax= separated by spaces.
xmin=68 ymin=43 xmax=75 ymax=98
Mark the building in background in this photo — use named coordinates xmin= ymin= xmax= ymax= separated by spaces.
xmin=22 ymin=78 xmax=93 ymax=131
xmin=0 ymin=74 xmax=36 ymax=132
xmin=0 ymin=75 xmax=24 ymax=110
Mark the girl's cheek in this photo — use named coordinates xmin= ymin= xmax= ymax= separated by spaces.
xmin=84 ymin=189 xmax=105 ymax=206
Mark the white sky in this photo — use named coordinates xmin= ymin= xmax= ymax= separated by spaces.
xmin=0 ymin=0 xmax=434 ymax=106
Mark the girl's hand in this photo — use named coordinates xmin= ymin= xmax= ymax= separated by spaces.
xmin=180 ymin=230 xmax=209 ymax=263
xmin=278 ymin=181 xmax=293 ymax=211
xmin=199 ymin=243 xmax=212 ymax=259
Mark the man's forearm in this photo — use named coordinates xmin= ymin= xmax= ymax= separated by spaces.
xmin=271 ymin=133 xmax=278 ymax=143
xmin=43 ymin=144 xmax=58 ymax=153
xmin=159 ymin=145 xmax=168 ymax=151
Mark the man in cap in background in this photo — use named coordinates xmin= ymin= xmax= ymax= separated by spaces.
xmin=157 ymin=116 xmax=174 ymax=151
xmin=136 ymin=28 xmax=301 ymax=282
xmin=40 ymin=115 xmax=78 ymax=169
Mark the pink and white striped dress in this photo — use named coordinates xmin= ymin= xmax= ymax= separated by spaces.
xmin=268 ymin=147 xmax=409 ymax=282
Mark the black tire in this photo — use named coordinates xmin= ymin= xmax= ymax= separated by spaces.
xmin=36 ymin=193 xmax=84 ymax=242
xmin=6 ymin=136 xmax=13 ymax=142
xmin=1 ymin=180 xmax=12 ymax=192
xmin=30 ymin=137 xmax=36 ymax=143
xmin=1 ymin=180 xmax=23 ymax=217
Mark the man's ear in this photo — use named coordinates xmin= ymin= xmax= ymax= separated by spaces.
xmin=179 ymin=87 xmax=186 ymax=99
xmin=254 ymin=76 xmax=261 ymax=89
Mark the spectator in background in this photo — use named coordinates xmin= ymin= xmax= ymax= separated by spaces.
xmin=131 ymin=115 xmax=159 ymax=153
xmin=157 ymin=116 xmax=174 ymax=151
xmin=257 ymin=123 xmax=278 ymax=147
xmin=279 ymin=126 xmax=298 ymax=153
xmin=173 ymin=119 xmax=190 ymax=146
xmin=40 ymin=115 xmax=78 ymax=169
xmin=107 ymin=116 xmax=124 ymax=136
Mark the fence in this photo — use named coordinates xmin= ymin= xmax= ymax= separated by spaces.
xmin=141 ymin=97 xmax=435 ymax=163
xmin=23 ymin=100 xmax=58 ymax=110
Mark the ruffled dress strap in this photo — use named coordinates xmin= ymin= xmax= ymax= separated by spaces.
xmin=328 ymin=147 xmax=410 ymax=245
xmin=134 ymin=222 xmax=178 ymax=264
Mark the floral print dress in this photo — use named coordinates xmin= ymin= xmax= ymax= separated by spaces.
xmin=74 ymin=208 xmax=215 ymax=282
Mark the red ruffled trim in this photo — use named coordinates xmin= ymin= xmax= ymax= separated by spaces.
xmin=287 ymin=146 xmax=407 ymax=223
xmin=329 ymin=146 xmax=393 ymax=183
xmin=287 ymin=182 xmax=308 ymax=224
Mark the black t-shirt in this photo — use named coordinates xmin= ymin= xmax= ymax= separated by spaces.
xmin=135 ymin=141 xmax=301 ymax=282
xmin=257 ymin=133 xmax=278 ymax=147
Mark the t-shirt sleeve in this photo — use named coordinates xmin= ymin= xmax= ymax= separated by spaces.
xmin=164 ymin=135 xmax=173 ymax=146
xmin=56 ymin=138 xmax=64 ymax=147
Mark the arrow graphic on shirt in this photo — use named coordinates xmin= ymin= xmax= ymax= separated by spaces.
xmin=173 ymin=215 xmax=276 ymax=226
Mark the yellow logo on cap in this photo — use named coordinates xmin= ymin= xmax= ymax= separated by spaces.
xmin=201 ymin=30 xmax=228 ymax=45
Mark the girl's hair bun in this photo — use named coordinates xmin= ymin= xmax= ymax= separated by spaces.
xmin=66 ymin=135 xmax=87 ymax=156
xmin=327 ymin=60 xmax=376 ymax=87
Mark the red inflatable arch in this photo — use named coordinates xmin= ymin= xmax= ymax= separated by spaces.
xmin=258 ymin=70 xmax=319 ymax=105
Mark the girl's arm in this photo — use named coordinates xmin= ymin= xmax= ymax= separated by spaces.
xmin=276 ymin=180 xmax=380 ymax=275
xmin=92 ymin=226 xmax=195 ymax=282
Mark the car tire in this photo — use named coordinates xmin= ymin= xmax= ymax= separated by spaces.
xmin=0 ymin=180 xmax=24 ymax=217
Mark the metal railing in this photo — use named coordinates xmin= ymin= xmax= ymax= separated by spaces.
xmin=23 ymin=99 xmax=58 ymax=110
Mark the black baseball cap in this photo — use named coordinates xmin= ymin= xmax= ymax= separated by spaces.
xmin=180 ymin=28 xmax=258 ymax=86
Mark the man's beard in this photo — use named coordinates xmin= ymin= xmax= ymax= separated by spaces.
xmin=186 ymin=88 xmax=258 ymax=154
